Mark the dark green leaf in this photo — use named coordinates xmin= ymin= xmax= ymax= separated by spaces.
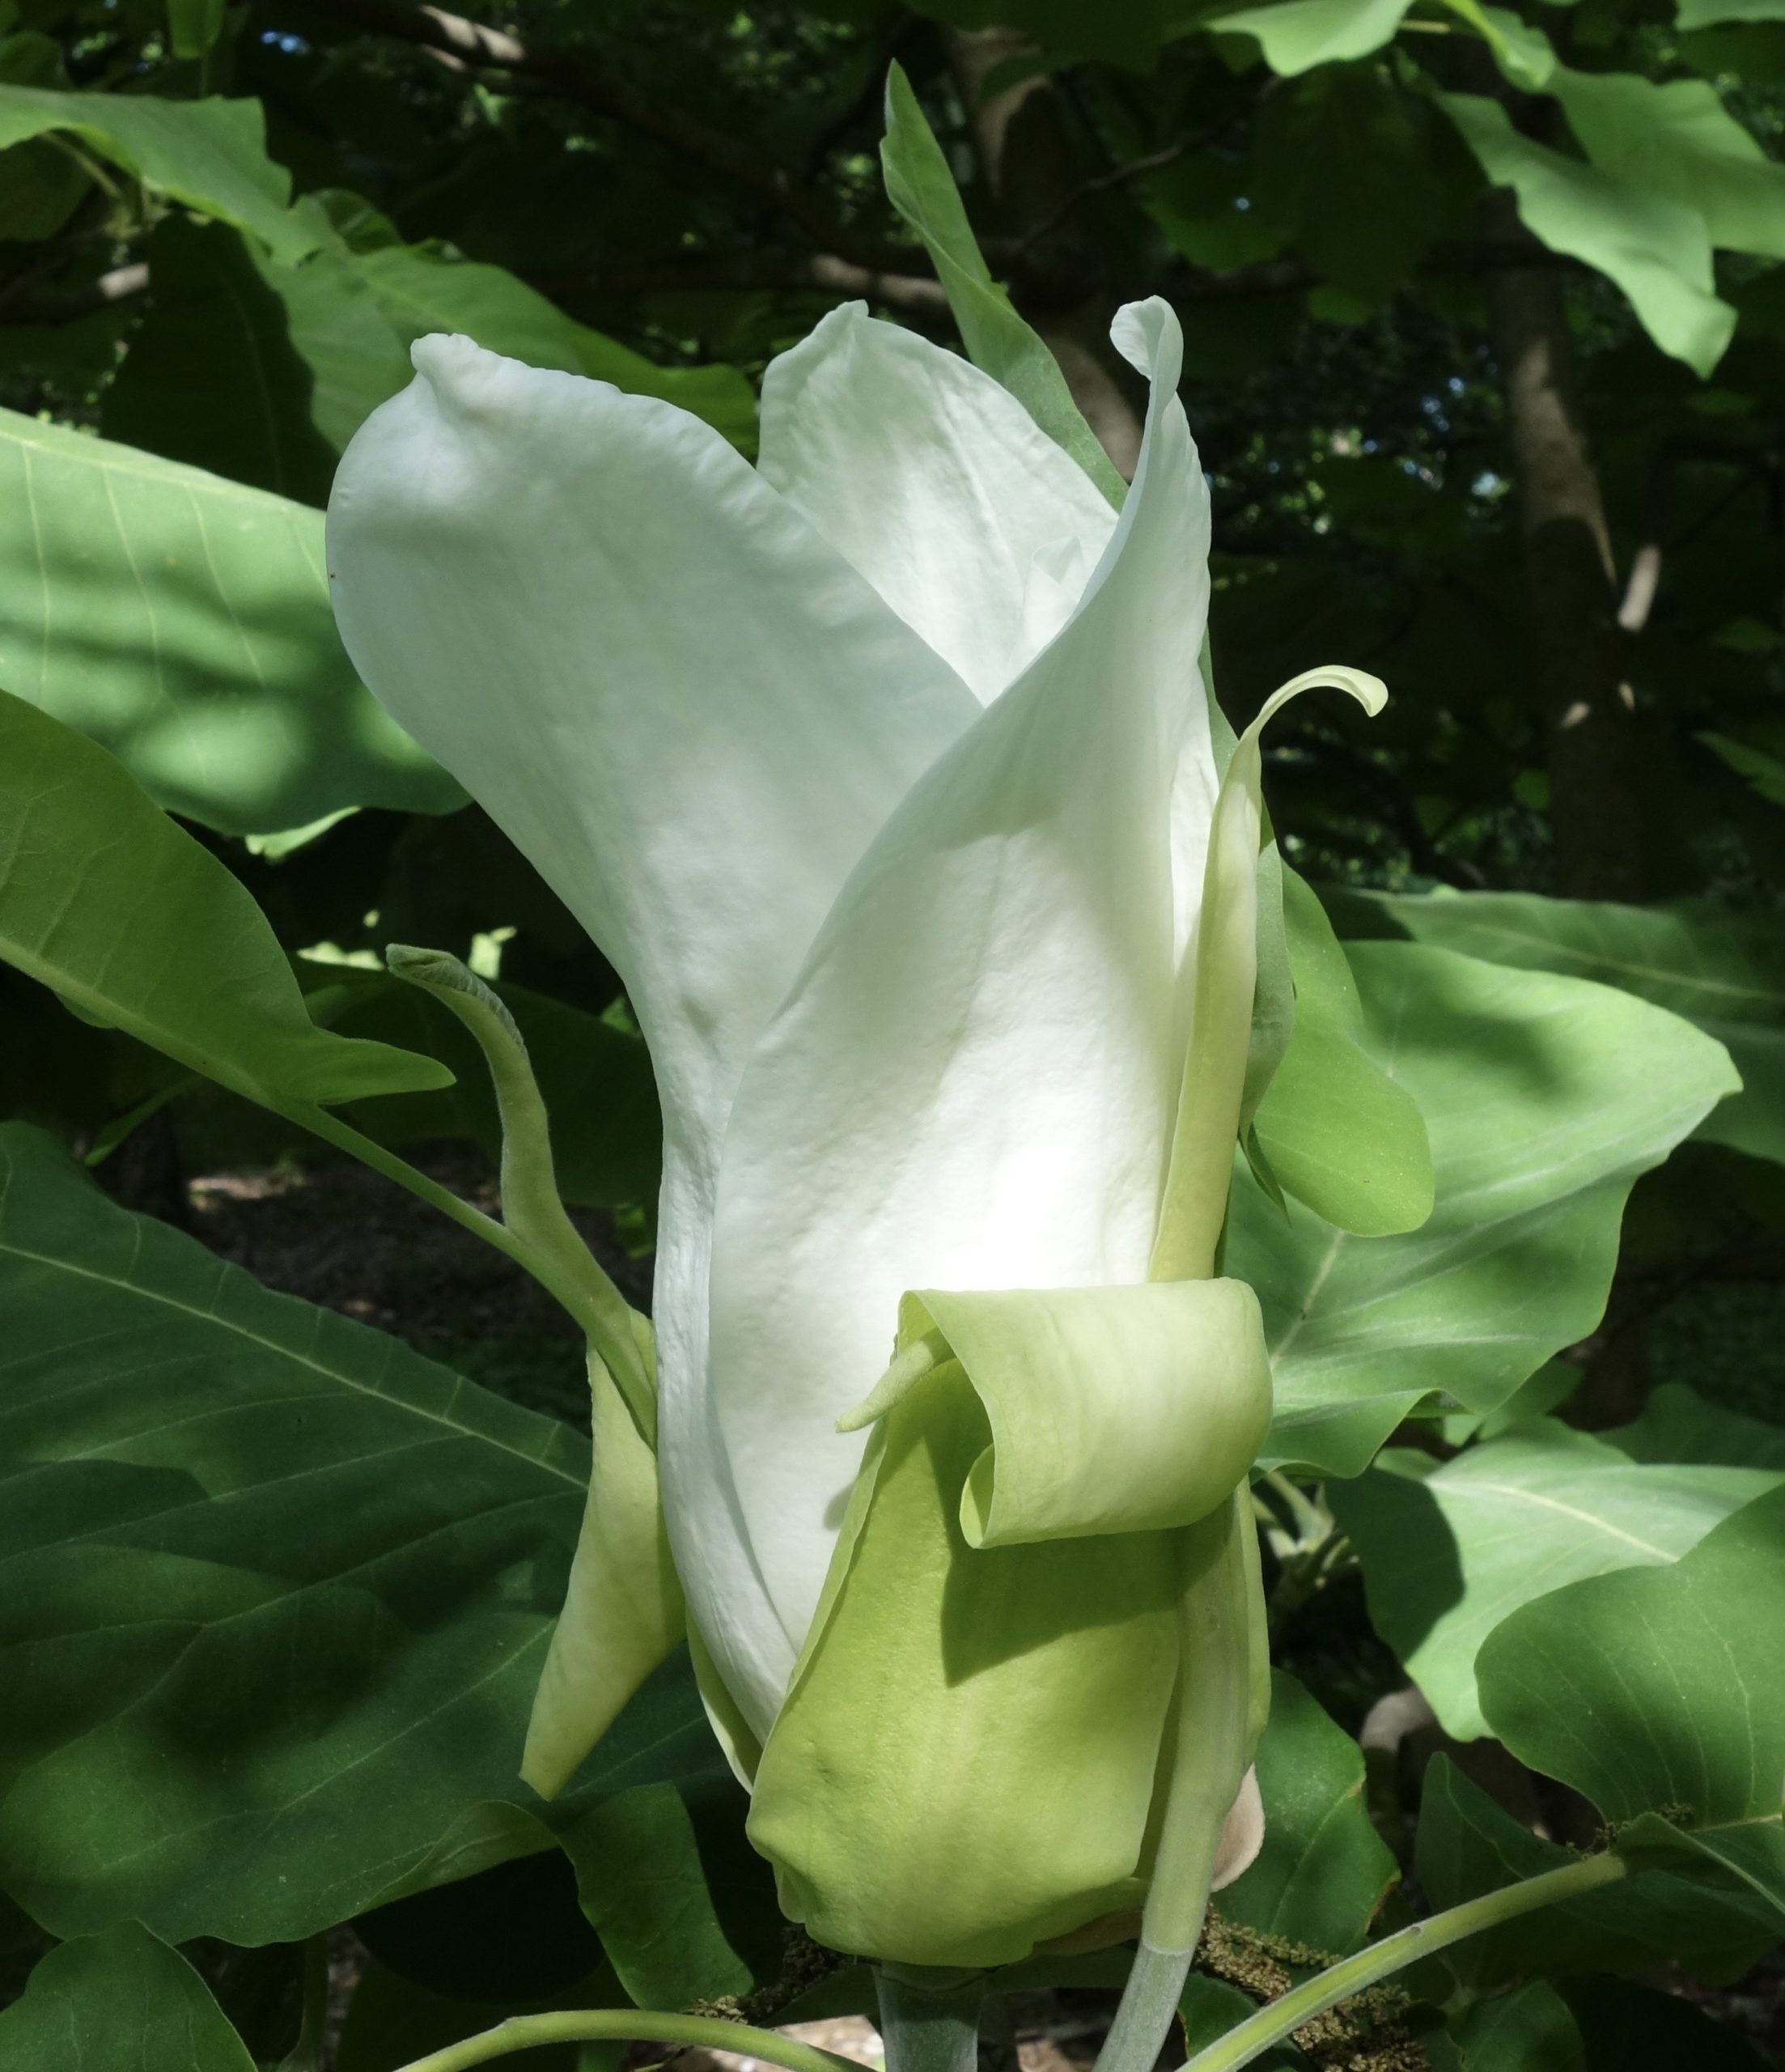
xmin=1452 ymin=1982 xmax=1584 ymax=2072
xmin=0 ymin=413 xmax=462 ymax=833
xmin=0 ymin=1923 xmax=254 ymax=2069
xmin=104 ymin=215 xmax=338 ymax=504
xmin=1217 ymin=1670 xmax=1397 ymax=1955
xmin=1414 ymin=1759 xmax=1777 ymax=1990
xmin=1250 ymin=65 xmax=1447 ymax=304
xmin=0 ymin=693 xmax=449 ymax=1113
xmin=1603 ymin=1383 xmax=1785 ymax=1470
xmin=1558 ymin=1976 xmax=1770 ymax=2070
xmin=0 ymin=1120 xmax=589 ymax=1941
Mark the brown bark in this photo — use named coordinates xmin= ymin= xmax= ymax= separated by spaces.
xmin=1486 ymin=226 xmax=1647 ymax=902
xmin=940 ymin=28 xmax=1144 ymax=479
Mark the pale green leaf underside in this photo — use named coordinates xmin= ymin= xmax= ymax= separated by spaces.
xmin=1479 ymin=1484 xmax=1785 ymax=1922
xmin=1333 ymin=1420 xmax=1781 ymax=1739
xmin=1345 ymin=888 xmax=1785 ymax=1166
xmin=0 ymin=406 xmax=461 ymax=832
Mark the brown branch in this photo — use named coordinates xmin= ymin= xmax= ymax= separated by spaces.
xmin=532 ymin=253 xmax=949 ymax=321
xmin=263 ymin=0 xmax=912 ymax=274
xmin=0 ymin=261 xmax=147 ymax=325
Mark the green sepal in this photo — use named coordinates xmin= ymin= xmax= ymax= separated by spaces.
xmin=880 ymin=63 xmax=1126 ymax=507
xmin=519 ymin=1351 xmax=685 ymax=1801
xmin=844 ymin=1282 xmax=1272 ymax=1550
xmin=749 ymin=1358 xmax=1181 ymax=1967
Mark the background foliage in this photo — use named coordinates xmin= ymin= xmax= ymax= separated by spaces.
xmin=2 ymin=0 xmax=1785 ymax=2065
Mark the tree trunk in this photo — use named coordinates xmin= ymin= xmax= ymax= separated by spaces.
xmin=1486 ymin=206 xmax=1653 ymax=1427
xmin=1486 ymin=223 xmax=1647 ymax=904
xmin=939 ymin=28 xmax=1143 ymax=478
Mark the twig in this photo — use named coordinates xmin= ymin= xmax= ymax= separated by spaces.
xmin=263 ymin=0 xmax=911 ymax=274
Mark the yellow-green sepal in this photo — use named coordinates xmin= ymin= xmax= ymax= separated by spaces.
xmin=750 ymin=1352 xmax=1181 ymax=1967
xmin=843 ymin=1282 xmax=1272 ymax=1550
xmin=520 ymin=1349 xmax=685 ymax=1799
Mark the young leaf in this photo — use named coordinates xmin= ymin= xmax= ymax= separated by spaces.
xmin=0 ymin=1924 xmax=255 ymax=2070
xmin=1332 ymin=1421 xmax=1781 ymax=1738
xmin=879 ymin=63 xmax=1126 ymax=504
xmin=1230 ymin=944 xmax=1739 ymax=1477
xmin=0 ymin=692 xmax=448 ymax=1112
xmin=0 ymin=414 xmax=462 ymax=832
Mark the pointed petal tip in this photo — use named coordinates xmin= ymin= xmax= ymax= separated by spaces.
xmin=1109 ymin=297 xmax=1184 ymax=384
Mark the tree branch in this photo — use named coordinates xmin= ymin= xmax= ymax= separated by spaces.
xmin=532 ymin=252 xmax=949 ymax=321
xmin=262 ymin=0 xmax=912 ymax=273
xmin=0 ymin=261 xmax=147 ymax=325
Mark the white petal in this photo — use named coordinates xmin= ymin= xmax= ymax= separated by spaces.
xmin=326 ymin=335 xmax=977 ymax=1726
xmin=759 ymin=303 xmax=1120 ymax=706
xmin=709 ymin=299 xmax=1217 ymax=1684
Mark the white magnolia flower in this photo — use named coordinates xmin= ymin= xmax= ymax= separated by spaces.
xmin=327 ymin=296 xmax=1346 ymax=1962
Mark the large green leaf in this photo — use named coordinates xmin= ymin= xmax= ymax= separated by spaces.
xmin=1231 ymin=944 xmax=1737 ymax=1477
xmin=0 ymin=85 xmax=312 ymax=260
xmin=1336 ymin=890 xmax=1785 ymax=1166
xmin=0 ymin=1121 xmax=714 ymax=1942
xmin=1555 ymin=68 xmax=1785 ymax=261
xmin=104 ymin=214 xmax=338 ymax=505
xmin=1216 ymin=1670 xmax=1397 ymax=1956
xmin=1680 ymin=0 xmax=1785 ymax=21
xmin=1602 ymin=1382 xmax=1785 ymax=1470
xmin=879 ymin=63 xmax=1125 ymax=504
xmin=0 ymin=693 xmax=448 ymax=1114
xmin=1415 ymin=1758 xmax=1779 ymax=1990
xmin=1438 ymin=91 xmax=1734 ymax=375
xmin=0 ymin=1922 xmax=254 ymax=2069
xmin=0 ymin=412 xmax=461 ymax=832
xmin=1331 ymin=1421 xmax=1781 ymax=1738
xmin=1478 ymin=1484 xmax=1785 ymax=1925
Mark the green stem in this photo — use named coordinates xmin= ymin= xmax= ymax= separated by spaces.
xmin=1096 ymin=1494 xmax=1256 ymax=2072
xmin=282 ymin=1100 xmax=653 ymax=1429
xmin=1181 ymin=1852 xmax=1630 ymax=2072
xmin=876 ymin=1966 xmax=986 ymax=2072
xmin=390 ymin=2010 xmax=863 ymax=2072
